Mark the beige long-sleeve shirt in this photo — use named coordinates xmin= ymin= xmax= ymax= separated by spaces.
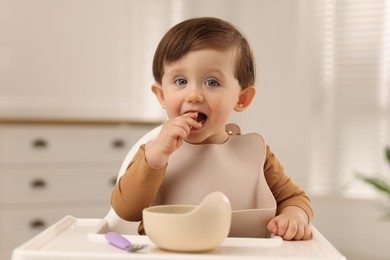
xmin=111 ymin=133 xmax=313 ymax=228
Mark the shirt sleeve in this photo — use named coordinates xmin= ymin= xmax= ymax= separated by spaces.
xmin=263 ymin=145 xmax=314 ymax=221
xmin=111 ymin=144 xmax=166 ymax=221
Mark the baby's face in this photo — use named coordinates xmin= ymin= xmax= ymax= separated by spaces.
xmin=159 ymin=48 xmax=243 ymax=144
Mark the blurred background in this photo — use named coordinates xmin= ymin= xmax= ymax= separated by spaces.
xmin=1 ymin=0 xmax=390 ymax=259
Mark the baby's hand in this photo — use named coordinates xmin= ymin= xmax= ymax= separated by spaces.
xmin=267 ymin=206 xmax=312 ymax=240
xmin=145 ymin=112 xmax=202 ymax=168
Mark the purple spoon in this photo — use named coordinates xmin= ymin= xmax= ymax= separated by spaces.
xmin=105 ymin=231 xmax=132 ymax=250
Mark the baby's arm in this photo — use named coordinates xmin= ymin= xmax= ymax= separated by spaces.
xmin=111 ymin=146 xmax=166 ymax=221
xmin=263 ymin=145 xmax=313 ymax=241
xmin=145 ymin=112 xmax=202 ymax=168
xmin=111 ymin=113 xmax=202 ymax=221
xmin=267 ymin=206 xmax=312 ymax=240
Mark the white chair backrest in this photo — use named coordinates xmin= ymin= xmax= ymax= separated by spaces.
xmin=103 ymin=124 xmax=162 ymax=234
xmin=115 ymin=125 xmax=162 ymax=182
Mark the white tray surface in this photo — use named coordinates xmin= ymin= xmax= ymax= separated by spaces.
xmin=12 ymin=216 xmax=346 ymax=260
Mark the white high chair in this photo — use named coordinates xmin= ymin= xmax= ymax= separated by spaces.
xmin=12 ymin=123 xmax=347 ymax=260
xmin=102 ymin=125 xmax=162 ymax=234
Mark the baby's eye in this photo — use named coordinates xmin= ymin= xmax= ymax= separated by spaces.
xmin=174 ymin=78 xmax=188 ymax=86
xmin=205 ymin=79 xmax=220 ymax=87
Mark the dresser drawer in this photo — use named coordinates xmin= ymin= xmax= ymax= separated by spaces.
xmin=0 ymin=205 xmax=108 ymax=251
xmin=1 ymin=167 xmax=117 ymax=204
xmin=1 ymin=124 xmax=153 ymax=163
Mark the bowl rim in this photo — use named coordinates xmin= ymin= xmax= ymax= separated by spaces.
xmin=232 ymin=207 xmax=276 ymax=213
xmin=143 ymin=204 xmax=197 ymax=216
xmin=144 ymin=205 xmax=276 ymax=214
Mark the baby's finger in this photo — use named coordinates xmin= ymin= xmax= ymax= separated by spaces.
xmin=182 ymin=113 xmax=202 ymax=129
xmin=183 ymin=111 xmax=198 ymax=119
xmin=267 ymin=218 xmax=278 ymax=235
xmin=275 ymin=218 xmax=289 ymax=238
xmin=301 ymin=225 xmax=313 ymax=240
xmin=282 ymin=221 xmax=298 ymax=240
xmin=292 ymin=224 xmax=305 ymax=240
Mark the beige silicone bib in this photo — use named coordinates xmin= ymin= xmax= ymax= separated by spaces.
xmin=154 ymin=126 xmax=276 ymax=238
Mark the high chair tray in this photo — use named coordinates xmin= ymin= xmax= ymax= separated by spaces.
xmin=12 ymin=215 xmax=346 ymax=260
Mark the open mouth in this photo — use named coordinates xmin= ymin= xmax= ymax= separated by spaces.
xmin=196 ymin=112 xmax=207 ymax=124
xmin=185 ymin=111 xmax=208 ymax=125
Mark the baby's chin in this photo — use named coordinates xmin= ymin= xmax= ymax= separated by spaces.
xmin=185 ymin=132 xmax=209 ymax=144
xmin=186 ymin=130 xmax=229 ymax=145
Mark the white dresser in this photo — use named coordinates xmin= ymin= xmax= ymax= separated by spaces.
xmin=0 ymin=122 xmax=158 ymax=260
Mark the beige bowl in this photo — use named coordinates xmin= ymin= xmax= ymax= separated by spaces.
xmin=142 ymin=191 xmax=232 ymax=252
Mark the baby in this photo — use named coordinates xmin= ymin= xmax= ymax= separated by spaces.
xmin=111 ymin=17 xmax=313 ymax=240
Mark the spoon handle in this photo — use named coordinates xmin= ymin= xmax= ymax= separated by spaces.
xmin=105 ymin=231 xmax=132 ymax=250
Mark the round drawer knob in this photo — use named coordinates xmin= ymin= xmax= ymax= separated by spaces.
xmin=30 ymin=178 xmax=47 ymax=189
xmin=32 ymin=138 xmax=48 ymax=149
xmin=112 ymin=139 xmax=125 ymax=149
xmin=29 ymin=219 xmax=46 ymax=229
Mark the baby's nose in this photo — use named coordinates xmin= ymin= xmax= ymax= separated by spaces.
xmin=185 ymin=87 xmax=204 ymax=103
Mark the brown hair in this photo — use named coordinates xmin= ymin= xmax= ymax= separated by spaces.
xmin=152 ymin=17 xmax=255 ymax=89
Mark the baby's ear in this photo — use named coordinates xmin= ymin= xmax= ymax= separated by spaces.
xmin=234 ymin=86 xmax=256 ymax=112
xmin=151 ymin=83 xmax=166 ymax=109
